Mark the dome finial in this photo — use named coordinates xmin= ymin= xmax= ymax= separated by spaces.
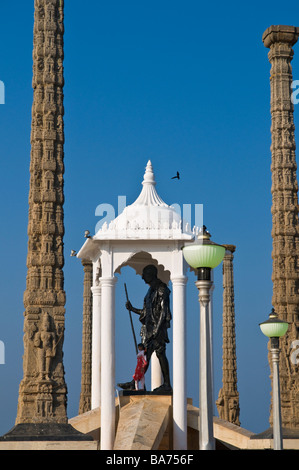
xmin=143 ymin=160 xmax=156 ymax=186
xmin=131 ymin=160 xmax=166 ymax=206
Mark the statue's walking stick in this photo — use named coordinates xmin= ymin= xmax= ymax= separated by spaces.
xmin=124 ymin=283 xmax=138 ymax=355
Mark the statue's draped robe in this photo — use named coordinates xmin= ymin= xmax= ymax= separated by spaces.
xmin=139 ymin=281 xmax=171 ymax=357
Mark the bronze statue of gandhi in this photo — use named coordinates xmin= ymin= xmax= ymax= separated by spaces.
xmin=118 ymin=264 xmax=172 ymax=393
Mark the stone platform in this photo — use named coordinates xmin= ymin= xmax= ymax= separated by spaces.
xmin=1 ymin=396 xmax=299 ymax=450
xmin=0 ymin=440 xmax=98 ymax=450
xmin=0 ymin=423 xmax=98 ymax=450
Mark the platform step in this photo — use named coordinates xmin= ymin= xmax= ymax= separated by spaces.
xmin=114 ymin=397 xmax=170 ymax=450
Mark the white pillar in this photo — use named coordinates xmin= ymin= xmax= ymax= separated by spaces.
xmin=91 ymin=285 xmax=101 ymax=409
xmin=209 ymin=281 xmax=215 ymax=417
xmin=196 ymin=279 xmax=215 ymax=450
xmin=271 ymin=344 xmax=283 ymax=450
xmin=151 ymin=353 xmax=163 ymax=390
xmin=100 ymin=276 xmax=117 ymax=450
xmin=171 ymin=275 xmax=188 ymax=450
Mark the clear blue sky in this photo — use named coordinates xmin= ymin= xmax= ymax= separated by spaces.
xmin=0 ymin=0 xmax=298 ymax=436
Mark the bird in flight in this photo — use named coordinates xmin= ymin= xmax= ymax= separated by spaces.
xmin=171 ymin=171 xmax=180 ymax=180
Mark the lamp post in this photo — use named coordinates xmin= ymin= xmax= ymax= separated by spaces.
xmin=183 ymin=226 xmax=225 ymax=450
xmin=259 ymin=308 xmax=288 ymax=450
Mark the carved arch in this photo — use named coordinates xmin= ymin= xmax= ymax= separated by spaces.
xmin=115 ymin=250 xmax=171 ymax=284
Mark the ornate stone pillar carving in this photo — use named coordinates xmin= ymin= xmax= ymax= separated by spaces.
xmin=1 ymin=0 xmax=91 ymax=443
xmin=79 ymin=260 xmax=93 ymax=414
xmin=14 ymin=0 xmax=68 ymax=427
xmin=91 ymin=262 xmax=102 ymax=410
xmin=216 ymin=245 xmax=240 ymax=426
xmin=263 ymin=25 xmax=299 ymax=429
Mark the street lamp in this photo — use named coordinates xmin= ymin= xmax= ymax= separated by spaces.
xmin=183 ymin=226 xmax=225 ymax=450
xmin=259 ymin=308 xmax=288 ymax=450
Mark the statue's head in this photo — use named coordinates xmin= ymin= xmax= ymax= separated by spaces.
xmin=142 ymin=264 xmax=158 ymax=284
xmin=41 ymin=312 xmax=51 ymax=330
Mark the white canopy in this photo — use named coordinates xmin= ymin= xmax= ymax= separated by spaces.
xmin=79 ymin=160 xmax=195 ymax=249
xmin=76 ymin=160 xmax=193 ymax=451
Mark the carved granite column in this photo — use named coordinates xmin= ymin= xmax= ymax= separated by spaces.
xmin=263 ymin=25 xmax=299 ymax=429
xmin=216 ymin=245 xmax=240 ymax=426
xmin=0 ymin=1 xmax=92 ymax=442
xmin=13 ymin=0 xmax=68 ymax=428
xmin=0 ymin=1 xmax=80 ymax=442
xmin=79 ymin=260 xmax=93 ymax=414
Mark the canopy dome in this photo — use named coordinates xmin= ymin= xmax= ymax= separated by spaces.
xmin=94 ymin=160 xmax=194 ymax=240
